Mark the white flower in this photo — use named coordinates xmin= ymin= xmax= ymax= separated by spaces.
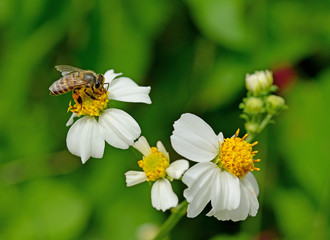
xmin=245 ymin=70 xmax=273 ymax=94
xmin=66 ymin=70 xmax=151 ymax=164
xmin=171 ymin=113 xmax=260 ymax=221
xmin=125 ymin=136 xmax=189 ymax=212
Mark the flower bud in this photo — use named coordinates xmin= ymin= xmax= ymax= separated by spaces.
xmin=245 ymin=122 xmax=259 ymax=133
xmin=245 ymin=97 xmax=264 ymax=114
xmin=245 ymin=70 xmax=273 ymax=95
xmin=266 ymin=95 xmax=286 ymax=114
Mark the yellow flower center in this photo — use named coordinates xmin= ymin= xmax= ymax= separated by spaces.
xmin=217 ymin=129 xmax=260 ymax=178
xmin=68 ymin=87 xmax=109 ymax=117
xmin=138 ymin=147 xmax=169 ymax=182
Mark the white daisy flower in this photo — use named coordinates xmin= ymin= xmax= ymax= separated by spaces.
xmin=66 ymin=70 xmax=151 ymax=164
xmin=125 ymin=136 xmax=189 ymax=212
xmin=170 ymin=113 xmax=260 ymax=221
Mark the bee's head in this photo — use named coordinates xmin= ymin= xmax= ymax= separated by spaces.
xmin=95 ymin=74 xmax=105 ymax=89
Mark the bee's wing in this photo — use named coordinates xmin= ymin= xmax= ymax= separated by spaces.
xmin=49 ymin=77 xmax=89 ymax=91
xmin=55 ymin=65 xmax=87 ymax=76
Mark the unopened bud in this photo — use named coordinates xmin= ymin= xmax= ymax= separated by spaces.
xmin=266 ymin=95 xmax=286 ymax=114
xmin=245 ymin=70 xmax=273 ymax=95
xmin=245 ymin=122 xmax=259 ymax=133
xmin=245 ymin=97 xmax=264 ymax=114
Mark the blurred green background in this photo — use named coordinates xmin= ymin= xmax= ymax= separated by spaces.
xmin=0 ymin=0 xmax=329 ymax=239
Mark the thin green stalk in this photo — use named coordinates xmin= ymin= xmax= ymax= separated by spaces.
xmin=153 ymin=200 xmax=188 ymax=240
xmin=245 ymin=113 xmax=273 ymax=143
xmin=257 ymin=113 xmax=273 ymax=133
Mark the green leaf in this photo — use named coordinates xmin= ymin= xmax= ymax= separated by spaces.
xmin=185 ymin=0 xmax=251 ymax=50
xmin=193 ymin=56 xmax=246 ymax=110
xmin=97 ymin=0 xmax=172 ymax=79
xmin=0 ymin=180 xmax=91 ymax=240
xmin=272 ymin=188 xmax=328 ymax=239
xmin=278 ymin=72 xmax=330 ymax=201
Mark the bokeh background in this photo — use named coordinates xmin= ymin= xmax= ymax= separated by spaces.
xmin=1 ymin=0 xmax=329 ymax=239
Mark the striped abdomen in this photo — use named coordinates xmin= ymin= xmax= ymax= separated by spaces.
xmin=49 ymin=73 xmax=86 ymax=95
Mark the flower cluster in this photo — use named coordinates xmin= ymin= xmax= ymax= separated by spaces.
xmin=240 ymin=70 xmax=287 ymax=135
xmin=50 ymin=66 xmax=287 ymax=226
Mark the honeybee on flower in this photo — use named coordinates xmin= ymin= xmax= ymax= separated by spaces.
xmin=49 ymin=65 xmax=107 ymax=97
xmin=50 ymin=66 xmax=152 ymax=163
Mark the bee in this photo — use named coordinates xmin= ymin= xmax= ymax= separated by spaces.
xmin=49 ymin=65 xmax=106 ymax=98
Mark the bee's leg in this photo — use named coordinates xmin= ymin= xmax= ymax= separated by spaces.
xmin=84 ymin=88 xmax=96 ymax=100
xmin=77 ymin=96 xmax=82 ymax=104
xmin=72 ymin=88 xmax=82 ymax=104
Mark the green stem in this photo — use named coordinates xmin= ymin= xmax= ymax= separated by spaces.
xmin=153 ymin=200 xmax=188 ymax=240
xmin=245 ymin=113 xmax=273 ymax=143
xmin=257 ymin=113 xmax=273 ymax=133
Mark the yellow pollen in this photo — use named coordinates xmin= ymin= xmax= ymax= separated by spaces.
xmin=138 ymin=147 xmax=169 ymax=182
xmin=217 ymin=129 xmax=260 ymax=178
xmin=68 ymin=87 xmax=108 ymax=117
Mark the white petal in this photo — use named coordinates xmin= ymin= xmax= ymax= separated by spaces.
xmin=66 ymin=116 xmax=105 ymax=164
xmin=171 ymin=113 xmax=219 ymax=162
xmin=156 ymin=141 xmax=169 ymax=160
xmin=99 ymin=108 xmax=141 ymax=149
xmin=210 ymin=177 xmax=259 ymax=222
xmin=182 ymin=162 xmax=217 ymax=217
xmin=108 ymin=76 xmax=151 ymax=104
xmin=125 ymin=171 xmax=147 ymax=187
xmin=242 ymin=177 xmax=259 ymax=217
xmin=104 ymin=69 xmax=122 ymax=85
xmin=166 ymin=160 xmax=189 ymax=179
xmin=220 ymin=171 xmax=240 ymax=210
xmin=245 ymin=172 xmax=259 ymax=196
xmin=182 ymin=162 xmax=216 ymax=195
xmin=151 ymin=179 xmax=178 ymax=212
xmin=218 ymin=132 xmax=224 ymax=144
xmin=211 ymin=188 xmax=249 ymax=221
xmin=206 ymin=170 xmax=222 ymax=215
xmin=66 ymin=113 xmax=77 ymax=127
xmin=209 ymin=170 xmax=240 ymax=213
xmin=133 ymin=136 xmax=151 ymax=156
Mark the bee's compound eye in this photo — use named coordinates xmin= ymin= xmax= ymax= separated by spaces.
xmin=95 ymin=75 xmax=104 ymax=89
xmin=95 ymin=81 xmax=101 ymax=88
